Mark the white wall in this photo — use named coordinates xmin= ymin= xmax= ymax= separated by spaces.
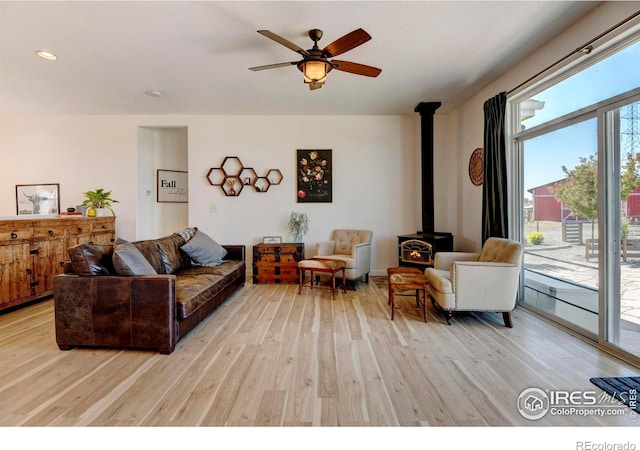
xmin=0 ymin=114 xmax=422 ymax=275
xmin=438 ymin=1 xmax=640 ymax=252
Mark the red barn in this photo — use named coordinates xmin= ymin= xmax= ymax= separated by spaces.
xmin=528 ymin=179 xmax=640 ymax=222
xmin=528 ymin=180 xmax=564 ymax=222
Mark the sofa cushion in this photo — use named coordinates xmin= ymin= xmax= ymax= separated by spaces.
xmin=180 ymin=259 xmax=245 ymax=286
xmin=67 ymin=243 xmax=115 ymax=276
xmin=133 ymin=234 xmax=187 ymax=274
xmin=112 ymin=241 xmax=157 ymax=276
xmin=425 ymin=268 xmax=453 ymax=294
xmin=181 ymin=230 xmax=227 ymax=267
xmin=157 ymin=239 xmax=191 ymax=275
xmin=310 ymin=254 xmax=356 ymax=269
xmin=175 ymin=273 xmax=225 ymax=319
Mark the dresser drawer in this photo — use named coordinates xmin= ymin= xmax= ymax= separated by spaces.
xmin=65 ymin=221 xmax=92 ymax=237
xmin=255 ymin=265 xmax=299 ymax=283
xmin=0 ymin=222 xmax=32 ymax=243
xmin=91 ymin=218 xmax=115 ymax=233
xmin=258 ymin=253 xmax=299 ymax=263
xmin=33 ymin=223 xmax=66 ymax=239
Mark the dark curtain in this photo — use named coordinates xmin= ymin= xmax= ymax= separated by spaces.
xmin=482 ymin=92 xmax=508 ymax=243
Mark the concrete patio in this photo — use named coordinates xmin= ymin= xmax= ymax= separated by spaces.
xmin=524 ymin=221 xmax=640 ymax=355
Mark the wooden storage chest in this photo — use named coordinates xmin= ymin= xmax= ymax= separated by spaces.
xmin=252 ymin=243 xmax=304 ymax=284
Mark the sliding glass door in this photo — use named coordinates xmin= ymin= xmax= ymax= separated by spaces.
xmin=521 ymin=118 xmax=600 ymax=336
xmin=511 ymin=35 xmax=640 ymax=364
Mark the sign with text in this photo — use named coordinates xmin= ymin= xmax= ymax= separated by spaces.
xmin=157 ymin=170 xmax=188 ymax=203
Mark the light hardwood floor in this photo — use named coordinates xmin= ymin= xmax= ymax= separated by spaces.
xmin=0 ymin=277 xmax=638 ymax=427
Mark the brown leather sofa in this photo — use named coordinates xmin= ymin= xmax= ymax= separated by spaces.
xmin=54 ymin=232 xmax=246 ymax=354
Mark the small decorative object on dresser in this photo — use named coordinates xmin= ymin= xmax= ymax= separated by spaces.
xmin=253 ymin=243 xmax=304 ymax=284
xmin=81 ymin=188 xmax=119 ymax=217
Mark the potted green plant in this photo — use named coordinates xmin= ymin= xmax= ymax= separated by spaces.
xmin=288 ymin=211 xmax=309 ymax=243
xmin=82 ymin=188 xmax=119 ymax=217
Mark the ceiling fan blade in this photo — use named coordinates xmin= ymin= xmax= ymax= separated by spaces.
xmin=331 ymin=60 xmax=382 ymax=77
xmin=249 ymin=61 xmax=298 ymax=71
xmin=257 ymin=30 xmax=309 ymax=56
xmin=322 ymin=28 xmax=371 ymax=58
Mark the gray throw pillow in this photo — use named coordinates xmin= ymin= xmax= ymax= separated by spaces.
xmin=181 ymin=230 xmax=227 ymax=267
xmin=113 ymin=241 xmax=157 ymax=276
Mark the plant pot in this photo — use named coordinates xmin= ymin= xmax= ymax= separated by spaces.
xmin=86 ymin=206 xmax=96 ymax=217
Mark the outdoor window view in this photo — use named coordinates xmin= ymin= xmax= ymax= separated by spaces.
xmin=514 ymin=37 xmax=640 ymax=358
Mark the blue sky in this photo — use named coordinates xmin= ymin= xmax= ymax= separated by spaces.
xmin=522 ymin=39 xmax=640 ymax=195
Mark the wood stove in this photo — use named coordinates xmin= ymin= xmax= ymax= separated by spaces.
xmin=397 ymin=102 xmax=454 ymax=268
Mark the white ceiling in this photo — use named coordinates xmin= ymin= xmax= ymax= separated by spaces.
xmin=0 ymin=1 xmax=600 ymax=116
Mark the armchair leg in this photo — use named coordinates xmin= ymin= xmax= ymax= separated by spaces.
xmin=502 ymin=312 xmax=513 ymax=328
xmin=444 ymin=310 xmax=453 ymax=325
xmin=365 ymin=273 xmax=369 ymax=283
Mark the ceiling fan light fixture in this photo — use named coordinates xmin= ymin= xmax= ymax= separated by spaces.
xmin=300 ymin=60 xmax=331 ymax=84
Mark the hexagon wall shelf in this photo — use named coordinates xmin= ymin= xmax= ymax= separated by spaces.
xmin=207 ymin=156 xmax=283 ymax=196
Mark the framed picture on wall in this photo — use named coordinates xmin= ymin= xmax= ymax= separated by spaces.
xmin=296 ymin=149 xmax=332 ymax=203
xmin=157 ymin=170 xmax=188 ymax=203
xmin=16 ymin=183 xmax=61 ymax=215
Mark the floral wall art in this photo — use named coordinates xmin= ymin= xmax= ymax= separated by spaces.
xmin=297 ymin=149 xmax=332 ymax=203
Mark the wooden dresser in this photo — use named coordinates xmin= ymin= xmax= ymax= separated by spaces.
xmin=0 ymin=216 xmax=115 ymax=311
xmin=252 ymin=243 xmax=304 ymax=284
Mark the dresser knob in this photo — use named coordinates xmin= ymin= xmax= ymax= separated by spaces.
xmin=11 ymin=232 xmax=17 ymax=239
xmin=48 ymin=229 xmax=54 ymax=236
xmin=77 ymin=227 xmax=83 ymax=233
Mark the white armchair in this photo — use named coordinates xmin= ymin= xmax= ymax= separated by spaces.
xmin=425 ymin=237 xmax=523 ymax=327
xmin=314 ymin=229 xmax=373 ymax=289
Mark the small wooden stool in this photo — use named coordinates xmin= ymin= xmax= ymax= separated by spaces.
xmin=298 ymin=258 xmax=347 ymax=300
xmin=387 ymin=267 xmax=428 ymax=322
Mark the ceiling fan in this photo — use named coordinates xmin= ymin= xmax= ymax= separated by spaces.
xmin=249 ymin=28 xmax=382 ymax=90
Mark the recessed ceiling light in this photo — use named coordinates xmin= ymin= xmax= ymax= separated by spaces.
xmin=36 ymin=50 xmax=58 ymax=61
xmin=145 ymin=89 xmax=163 ymax=97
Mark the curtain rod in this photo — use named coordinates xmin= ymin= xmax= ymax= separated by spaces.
xmin=507 ymin=9 xmax=640 ymax=95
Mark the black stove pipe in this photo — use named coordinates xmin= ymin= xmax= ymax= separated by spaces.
xmin=414 ymin=102 xmax=441 ymax=235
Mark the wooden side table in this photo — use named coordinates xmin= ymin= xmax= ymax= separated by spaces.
xmin=298 ymin=258 xmax=347 ymax=300
xmin=387 ymin=266 xmax=428 ymax=322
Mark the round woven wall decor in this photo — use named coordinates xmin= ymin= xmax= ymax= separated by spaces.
xmin=469 ymin=147 xmax=484 ymax=186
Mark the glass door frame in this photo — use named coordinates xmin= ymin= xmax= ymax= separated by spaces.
xmin=599 ymin=93 xmax=640 ymax=358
